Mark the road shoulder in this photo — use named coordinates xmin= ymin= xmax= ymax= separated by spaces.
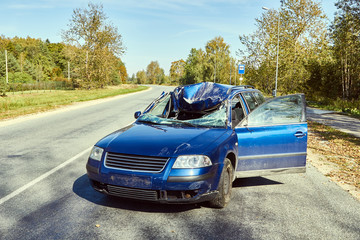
xmin=307 ymin=108 xmax=360 ymax=201
xmin=307 ymin=149 xmax=360 ymax=201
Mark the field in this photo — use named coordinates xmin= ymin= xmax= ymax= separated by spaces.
xmin=0 ymin=85 xmax=148 ymax=120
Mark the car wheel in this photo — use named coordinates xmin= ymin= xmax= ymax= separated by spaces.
xmin=208 ymin=158 xmax=233 ymax=208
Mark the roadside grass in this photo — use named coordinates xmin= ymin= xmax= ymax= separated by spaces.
xmin=308 ymin=121 xmax=360 ymax=191
xmin=307 ymin=98 xmax=360 ymax=119
xmin=0 ymin=85 xmax=148 ymax=120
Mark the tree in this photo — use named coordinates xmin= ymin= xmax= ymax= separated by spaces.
xmin=62 ymin=2 xmax=125 ymax=88
xmin=146 ymin=61 xmax=164 ymax=84
xmin=183 ymin=48 xmax=206 ymax=85
xmin=238 ymin=0 xmax=327 ymax=95
xmin=205 ymin=36 xmax=231 ymax=84
xmin=330 ymin=0 xmax=360 ymax=99
xmin=136 ymin=70 xmax=147 ymax=84
xmin=119 ymin=65 xmax=128 ymax=84
xmin=170 ymin=60 xmax=185 ymax=85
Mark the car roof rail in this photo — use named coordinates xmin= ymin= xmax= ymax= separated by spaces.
xmin=227 ymin=85 xmax=255 ymax=93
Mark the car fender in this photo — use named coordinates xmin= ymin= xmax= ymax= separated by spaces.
xmin=204 ymin=129 xmax=238 ymax=189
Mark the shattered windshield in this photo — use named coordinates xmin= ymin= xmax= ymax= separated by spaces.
xmin=137 ymin=93 xmax=227 ymax=128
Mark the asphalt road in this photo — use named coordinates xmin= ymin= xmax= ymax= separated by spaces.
xmin=307 ymin=107 xmax=360 ymax=138
xmin=1 ymin=86 xmax=359 ymax=240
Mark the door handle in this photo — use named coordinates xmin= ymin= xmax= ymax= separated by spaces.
xmin=294 ymin=131 xmax=306 ymax=138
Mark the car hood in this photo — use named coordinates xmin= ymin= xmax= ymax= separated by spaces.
xmin=96 ymin=123 xmax=227 ymax=157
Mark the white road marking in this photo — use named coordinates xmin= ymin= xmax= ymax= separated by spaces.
xmin=0 ymin=147 xmax=92 ymax=205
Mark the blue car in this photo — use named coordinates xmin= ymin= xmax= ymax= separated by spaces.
xmin=86 ymin=82 xmax=307 ymax=208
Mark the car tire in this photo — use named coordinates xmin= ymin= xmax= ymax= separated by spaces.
xmin=208 ymin=158 xmax=233 ymax=208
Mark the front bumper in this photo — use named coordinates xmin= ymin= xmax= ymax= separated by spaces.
xmin=86 ymin=159 xmax=220 ymax=204
xmin=89 ymin=179 xmax=218 ymax=203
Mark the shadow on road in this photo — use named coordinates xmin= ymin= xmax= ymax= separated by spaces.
xmin=72 ymin=174 xmax=201 ymax=213
xmin=73 ymin=174 xmax=282 ymax=212
xmin=233 ymin=176 xmax=283 ymax=188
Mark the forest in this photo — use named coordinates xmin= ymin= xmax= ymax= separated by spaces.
xmin=0 ymin=3 xmax=127 ymax=94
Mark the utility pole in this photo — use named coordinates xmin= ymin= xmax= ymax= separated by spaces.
xmin=68 ymin=61 xmax=70 ymax=81
xmin=214 ymin=55 xmax=217 ymax=83
xmin=86 ymin=51 xmax=88 ymax=78
xmin=229 ymin=59 xmax=232 ymax=85
xmin=5 ymin=50 xmax=8 ymax=84
xmin=262 ymin=0 xmax=283 ymax=96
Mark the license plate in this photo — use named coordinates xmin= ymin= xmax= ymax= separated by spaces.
xmin=109 ymin=173 xmax=153 ymax=189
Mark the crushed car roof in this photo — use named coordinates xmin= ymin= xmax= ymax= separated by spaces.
xmin=172 ymin=82 xmax=231 ymax=112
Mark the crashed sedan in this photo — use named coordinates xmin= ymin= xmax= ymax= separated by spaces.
xmin=86 ymin=82 xmax=307 ymax=208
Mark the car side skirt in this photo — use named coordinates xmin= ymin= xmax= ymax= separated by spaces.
xmin=237 ymin=152 xmax=307 ymax=161
xmin=235 ymin=166 xmax=306 ymax=178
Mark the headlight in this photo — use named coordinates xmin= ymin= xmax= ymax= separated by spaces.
xmin=89 ymin=146 xmax=104 ymax=161
xmin=172 ymin=155 xmax=212 ymax=169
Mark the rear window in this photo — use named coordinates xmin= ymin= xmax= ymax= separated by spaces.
xmin=253 ymin=92 xmax=266 ymax=105
xmin=242 ymin=92 xmax=258 ymax=111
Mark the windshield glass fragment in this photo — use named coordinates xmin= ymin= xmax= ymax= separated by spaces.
xmin=137 ymin=83 xmax=228 ymax=128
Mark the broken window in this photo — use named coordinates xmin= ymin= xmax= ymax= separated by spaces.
xmin=138 ymin=83 xmax=228 ymax=128
xmin=241 ymin=95 xmax=305 ymax=127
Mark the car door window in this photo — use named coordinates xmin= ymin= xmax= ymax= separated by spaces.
xmin=231 ymin=95 xmax=245 ymax=128
xmin=242 ymin=92 xmax=258 ymax=111
xmin=243 ymin=94 xmax=305 ymax=127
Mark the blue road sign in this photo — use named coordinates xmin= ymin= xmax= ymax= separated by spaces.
xmin=238 ymin=64 xmax=245 ymax=74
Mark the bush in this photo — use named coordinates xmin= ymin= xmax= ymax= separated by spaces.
xmin=308 ymin=96 xmax=360 ymax=117
xmin=0 ymin=77 xmax=8 ymax=96
xmin=9 ymin=72 xmax=34 ymax=83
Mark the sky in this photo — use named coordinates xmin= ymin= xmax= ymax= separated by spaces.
xmin=0 ymin=0 xmax=338 ymax=76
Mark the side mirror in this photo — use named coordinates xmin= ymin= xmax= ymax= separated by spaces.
xmin=134 ymin=111 xmax=141 ymax=119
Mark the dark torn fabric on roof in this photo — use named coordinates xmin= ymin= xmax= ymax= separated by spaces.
xmin=171 ymin=82 xmax=230 ymax=112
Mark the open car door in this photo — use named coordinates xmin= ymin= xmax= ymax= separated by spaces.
xmin=235 ymin=94 xmax=307 ymax=178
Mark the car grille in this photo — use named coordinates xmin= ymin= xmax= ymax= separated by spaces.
xmin=105 ymin=152 xmax=169 ymax=172
xmin=107 ymin=185 xmax=158 ymax=201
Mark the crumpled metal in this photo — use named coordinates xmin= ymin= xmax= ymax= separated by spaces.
xmin=171 ymin=82 xmax=230 ymax=112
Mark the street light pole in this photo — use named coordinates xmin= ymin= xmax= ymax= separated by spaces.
xmin=5 ymin=50 xmax=8 ymax=84
xmin=214 ymin=55 xmax=217 ymax=83
xmin=263 ymin=0 xmax=283 ymax=97
xmin=274 ymin=7 xmax=280 ymax=97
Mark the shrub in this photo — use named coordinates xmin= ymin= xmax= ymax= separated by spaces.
xmin=0 ymin=77 xmax=8 ymax=96
xmin=9 ymin=72 xmax=34 ymax=83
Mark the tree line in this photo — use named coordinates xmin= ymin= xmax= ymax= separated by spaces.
xmin=132 ymin=36 xmax=241 ymax=86
xmin=0 ymin=3 xmax=127 ymax=95
xmin=1 ymin=0 xmax=359 ymax=105
xmin=133 ymin=0 xmax=359 ymax=104
xmin=238 ymin=0 xmax=360 ymax=101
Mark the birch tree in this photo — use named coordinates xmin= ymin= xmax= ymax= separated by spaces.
xmin=62 ymin=2 xmax=125 ymax=88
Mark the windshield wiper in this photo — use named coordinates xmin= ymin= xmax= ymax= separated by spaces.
xmin=137 ymin=119 xmax=162 ymax=125
xmin=178 ymin=121 xmax=197 ymax=127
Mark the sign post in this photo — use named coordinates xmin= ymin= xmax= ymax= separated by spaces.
xmin=238 ymin=64 xmax=245 ymax=75
xmin=238 ymin=64 xmax=245 ymax=85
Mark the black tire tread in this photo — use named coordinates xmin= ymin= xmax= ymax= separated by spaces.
xmin=208 ymin=158 xmax=234 ymax=208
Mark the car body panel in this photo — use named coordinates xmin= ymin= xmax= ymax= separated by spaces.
xmin=235 ymin=123 xmax=307 ymax=172
xmin=99 ymin=123 xmax=228 ymax=157
xmin=235 ymin=94 xmax=307 ymax=177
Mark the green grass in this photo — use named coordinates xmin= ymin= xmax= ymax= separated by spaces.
xmin=0 ymin=85 xmax=148 ymax=120
xmin=307 ymin=97 xmax=360 ymax=119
